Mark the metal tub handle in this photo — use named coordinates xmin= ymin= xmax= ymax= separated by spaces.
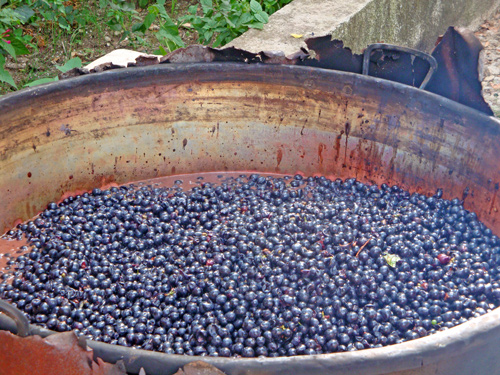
xmin=362 ymin=43 xmax=438 ymax=89
xmin=0 ymin=299 xmax=31 ymax=337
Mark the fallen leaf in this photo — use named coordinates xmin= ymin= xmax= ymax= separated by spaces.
xmin=383 ymin=253 xmax=401 ymax=268
xmin=290 ymin=33 xmax=303 ymax=39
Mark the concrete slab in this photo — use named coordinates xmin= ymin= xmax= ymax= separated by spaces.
xmin=227 ymin=0 xmax=500 ymax=54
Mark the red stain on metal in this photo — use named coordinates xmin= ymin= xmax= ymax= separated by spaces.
xmin=344 ymin=123 xmax=350 ymax=167
xmin=335 ymin=131 xmax=343 ymax=162
xmin=276 ymin=148 xmax=283 ymax=168
xmin=300 ymin=148 xmax=305 ymax=159
xmin=490 ymin=183 xmax=499 ymax=215
xmin=318 ymin=143 xmax=326 ymax=165
xmin=11 ymin=218 xmax=23 ymax=228
xmin=99 ymin=176 xmax=118 ymax=191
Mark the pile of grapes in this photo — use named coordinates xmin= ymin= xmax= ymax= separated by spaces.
xmin=1 ymin=174 xmax=499 ymax=357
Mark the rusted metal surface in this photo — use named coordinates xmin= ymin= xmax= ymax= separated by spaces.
xmin=426 ymin=27 xmax=493 ymax=115
xmin=0 ymin=330 xmax=126 ymax=375
xmin=301 ymin=36 xmax=433 ymax=90
xmin=1 ymin=63 xmax=499 ymax=234
xmin=361 ymin=44 xmax=438 ymax=89
xmin=173 ymin=361 xmax=227 ymax=375
xmin=1 ymin=63 xmax=500 ymax=374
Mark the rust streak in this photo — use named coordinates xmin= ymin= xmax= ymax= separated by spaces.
xmin=276 ymin=149 xmax=283 ymax=168
xmin=335 ymin=132 xmax=342 ymax=162
xmin=318 ymin=143 xmax=326 ymax=165
xmin=343 ymin=123 xmax=350 ymax=167
xmin=490 ymin=183 xmax=499 ymax=215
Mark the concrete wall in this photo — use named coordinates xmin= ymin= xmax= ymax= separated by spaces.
xmin=331 ymin=0 xmax=500 ymax=53
xmin=227 ymin=0 xmax=500 ymax=54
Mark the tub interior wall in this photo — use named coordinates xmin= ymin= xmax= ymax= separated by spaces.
xmin=1 ymin=64 xmax=500 ymax=236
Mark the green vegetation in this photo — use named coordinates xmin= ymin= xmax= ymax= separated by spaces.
xmin=182 ymin=0 xmax=271 ymax=48
xmin=0 ymin=0 xmax=293 ymax=94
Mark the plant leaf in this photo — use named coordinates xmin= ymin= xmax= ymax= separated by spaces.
xmin=1 ymin=39 xmax=16 ymax=59
xmin=203 ymin=30 xmax=213 ymax=42
xmin=213 ymin=32 xmax=229 ymax=47
xmin=383 ymin=253 xmax=401 ymax=268
xmin=154 ymin=45 xmax=168 ymax=55
xmin=0 ymin=55 xmax=17 ymax=89
xmin=187 ymin=5 xmax=198 ymax=15
xmin=25 ymin=77 xmax=59 ymax=87
xmin=0 ymin=8 xmax=22 ymax=24
xmin=248 ymin=21 xmax=264 ymax=30
xmin=9 ymin=37 xmax=30 ymax=55
xmin=132 ymin=11 xmax=156 ymax=33
xmin=56 ymin=57 xmax=82 ymax=73
xmin=14 ymin=5 xmax=35 ymax=23
xmin=142 ymin=11 xmax=156 ymax=29
xmin=250 ymin=0 xmax=263 ymax=13
xmin=200 ymin=0 xmax=213 ymax=14
xmin=239 ymin=12 xmax=253 ymax=24
xmin=254 ymin=11 xmax=268 ymax=23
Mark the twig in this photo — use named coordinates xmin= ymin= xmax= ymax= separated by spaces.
xmin=356 ymin=238 xmax=371 ymax=257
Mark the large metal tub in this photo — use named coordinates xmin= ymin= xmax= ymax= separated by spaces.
xmin=1 ymin=63 xmax=500 ymax=374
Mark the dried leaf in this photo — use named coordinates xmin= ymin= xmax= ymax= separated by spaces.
xmin=383 ymin=253 xmax=401 ymax=268
xmin=290 ymin=33 xmax=303 ymax=39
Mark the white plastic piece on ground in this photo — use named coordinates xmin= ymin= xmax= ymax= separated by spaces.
xmin=85 ymin=49 xmax=162 ymax=71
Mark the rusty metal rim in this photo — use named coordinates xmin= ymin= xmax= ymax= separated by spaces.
xmin=0 ymin=63 xmax=498 ymax=131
